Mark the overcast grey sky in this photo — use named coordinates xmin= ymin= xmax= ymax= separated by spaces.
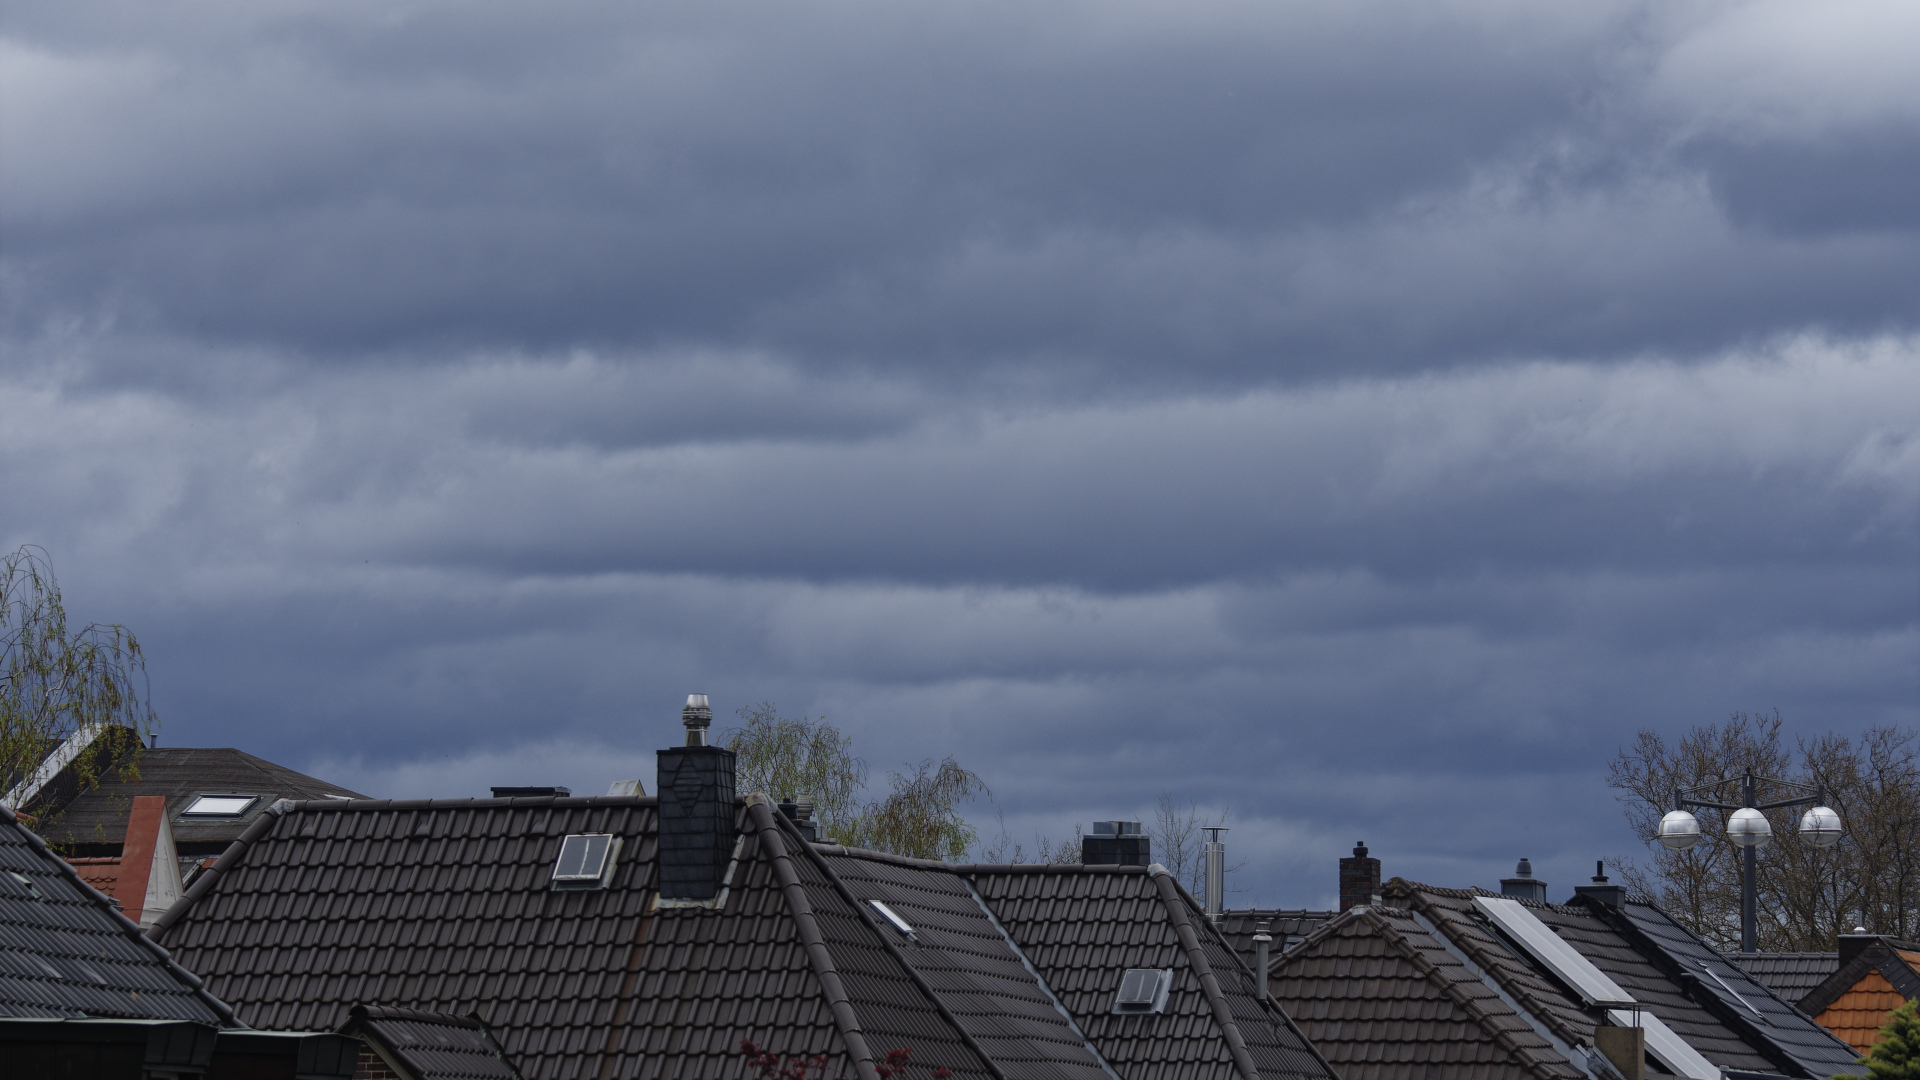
xmin=3 ymin=0 xmax=1915 ymax=905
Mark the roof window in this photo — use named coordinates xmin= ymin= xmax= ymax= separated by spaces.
xmin=6 ymin=870 xmax=46 ymax=901
xmin=868 ymin=900 xmax=917 ymax=941
xmin=1112 ymin=968 xmax=1173 ymax=1014
xmin=551 ymin=834 xmax=620 ymax=890
xmin=181 ymin=794 xmax=259 ymax=817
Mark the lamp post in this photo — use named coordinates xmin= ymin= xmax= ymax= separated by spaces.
xmin=1656 ymin=769 xmax=1843 ymax=952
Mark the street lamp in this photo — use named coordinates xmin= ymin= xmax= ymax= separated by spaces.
xmin=1654 ymin=770 xmax=1842 ymax=952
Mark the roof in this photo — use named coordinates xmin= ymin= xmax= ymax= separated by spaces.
xmin=1600 ymin=897 xmax=1859 ymax=1078
xmin=1798 ymin=940 xmax=1920 ymax=1054
xmin=26 ymin=745 xmax=367 ymax=852
xmin=1725 ymin=954 xmax=1840 ymax=1005
xmin=340 ymin=1005 xmax=527 ymax=1080
xmin=1270 ymin=877 xmax=1856 ymax=1080
xmin=1270 ymin=905 xmax=1584 ymax=1080
xmin=151 ymin=792 xmax=1336 ymax=1080
xmin=1214 ymin=910 xmax=1335 ymax=969
xmin=0 ymin=799 xmax=236 ymax=1025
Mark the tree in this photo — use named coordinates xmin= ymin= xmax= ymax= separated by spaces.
xmin=1150 ymin=793 xmax=1241 ymax=901
xmin=1610 ymin=712 xmax=1920 ymax=951
xmin=1 ymin=546 xmax=154 ymax=823
xmin=721 ymin=704 xmax=987 ymax=861
xmin=726 ymin=702 xmax=867 ymax=840
xmin=1855 ymin=1000 xmax=1920 ymax=1080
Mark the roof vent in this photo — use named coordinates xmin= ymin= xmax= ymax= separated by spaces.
xmin=1111 ymin=968 xmax=1173 ymax=1014
xmin=1501 ymin=857 xmax=1548 ymax=902
xmin=1082 ymin=821 xmax=1150 ymax=866
xmin=491 ymin=786 xmax=571 ymax=799
xmin=1573 ymin=860 xmax=1624 ymax=908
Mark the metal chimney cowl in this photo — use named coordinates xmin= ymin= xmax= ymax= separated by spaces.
xmin=657 ymin=693 xmax=737 ymax=901
xmin=1081 ymin=821 xmax=1151 ymax=866
xmin=1500 ymin=857 xmax=1549 ymax=903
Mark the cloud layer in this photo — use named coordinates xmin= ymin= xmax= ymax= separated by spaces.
xmin=3 ymin=0 xmax=1916 ymax=903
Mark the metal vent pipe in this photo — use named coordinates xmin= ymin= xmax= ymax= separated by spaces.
xmin=1203 ymin=827 xmax=1227 ymax=922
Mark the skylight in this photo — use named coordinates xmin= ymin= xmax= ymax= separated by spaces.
xmin=182 ymin=794 xmax=259 ymax=817
xmin=551 ymin=834 xmax=619 ymax=890
xmin=1112 ymin=968 xmax=1173 ymax=1014
xmin=868 ymin=900 xmax=916 ymax=940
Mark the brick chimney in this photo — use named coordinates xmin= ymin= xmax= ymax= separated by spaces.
xmin=1339 ymin=841 xmax=1381 ymax=910
xmin=656 ymin=694 xmax=737 ymax=901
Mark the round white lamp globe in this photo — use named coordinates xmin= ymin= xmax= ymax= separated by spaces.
xmin=1727 ymin=807 xmax=1772 ymax=849
xmin=1657 ymin=810 xmax=1703 ymax=851
xmin=1799 ymin=805 xmax=1843 ymax=848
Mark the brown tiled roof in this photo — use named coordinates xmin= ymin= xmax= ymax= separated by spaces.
xmin=1270 ymin=907 xmax=1582 ymax=1080
xmin=28 ymin=745 xmax=367 ymax=854
xmin=1725 ymin=953 xmax=1839 ymax=1005
xmin=1799 ymin=941 xmax=1920 ymax=1054
xmin=339 ymin=1005 xmax=527 ymax=1080
xmin=0 ymin=801 xmax=236 ymax=1025
xmin=153 ymin=794 xmax=1335 ymax=1080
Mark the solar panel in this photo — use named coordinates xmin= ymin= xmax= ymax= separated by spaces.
xmin=1473 ymin=897 xmax=1722 ymax=1080
xmin=1473 ymin=896 xmax=1636 ymax=1007
xmin=182 ymin=794 xmax=259 ymax=817
xmin=1112 ymin=968 xmax=1173 ymax=1014
xmin=551 ymin=834 xmax=619 ymax=890
xmin=868 ymin=900 xmax=917 ymax=940
xmin=1607 ymin=1009 xmax=1722 ymax=1080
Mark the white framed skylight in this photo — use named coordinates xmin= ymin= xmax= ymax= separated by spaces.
xmin=181 ymin=794 xmax=260 ymax=817
xmin=551 ymin=834 xmax=620 ymax=890
xmin=1112 ymin=968 xmax=1173 ymax=1014
xmin=868 ymin=900 xmax=917 ymax=940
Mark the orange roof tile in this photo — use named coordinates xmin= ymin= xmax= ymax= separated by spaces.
xmin=1816 ymin=969 xmax=1909 ymax=1054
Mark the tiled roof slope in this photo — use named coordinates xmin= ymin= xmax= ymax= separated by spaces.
xmin=1814 ymin=967 xmax=1909 ymax=1054
xmin=29 ymin=746 xmax=367 ymax=853
xmin=1271 ymin=907 xmax=1583 ymax=1080
xmin=1216 ymin=911 xmax=1336 ymax=970
xmin=152 ymin=795 xmax=656 ymax=1078
xmin=0 ymin=801 xmax=234 ymax=1025
xmin=968 ymin=864 xmax=1335 ymax=1080
xmin=1388 ymin=880 xmax=1857 ymax=1079
xmin=1599 ymin=899 xmax=1857 ymax=1078
xmin=154 ymin=794 xmax=1330 ymax=1080
xmin=820 ymin=849 xmax=1110 ymax=1080
xmin=340 ymin=1005 xmax=528 ymax=1080
xmin=1726 ymin=954 xmax=1840 ymax=1005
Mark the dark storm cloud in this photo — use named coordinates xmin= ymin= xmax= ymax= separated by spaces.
xmin=7 ymin=0 xmax=1920 ymax=384
xmin=3 ymin=0 xmax=1918 ymax=902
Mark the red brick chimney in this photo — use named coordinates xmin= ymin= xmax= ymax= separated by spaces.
xmin=1339 ymin=840 xmax=1381 ymax=910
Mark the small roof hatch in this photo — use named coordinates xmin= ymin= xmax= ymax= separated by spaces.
xmin=1112 ymin=968 xmax=1173 ymax=1014
xmin=868 ymin=900 xmax=917 ymax=940
xmin=551 ymin=834 xmax=620 ymax=890
xmin=181 ymin=794 xmax=260 ymax=817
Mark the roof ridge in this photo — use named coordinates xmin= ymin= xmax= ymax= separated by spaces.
xmin=149 ymin=797 xmax=286 ymax=941
xmin=1360 ymin=907 xmax=1582 ymax=1080
xmin=745 ymin=796 xmax=887 ymax=1080
xmin=762 ymin=800 xmax=1007 ymax=1080
xmin=1146 ymin=865 xmax=1268 ymax=1080
xmin=272 ymin=795 xmax=660 ymax=813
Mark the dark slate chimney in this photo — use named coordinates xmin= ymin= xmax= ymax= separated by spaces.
xmin=1840 ymin=932 xmax=1882 ymax=967
xmin=1501 ymin=858 xmax=1548 ymax=902
xmin=777 ymin=795 xmax=820 ymax=843
xmin=1340 ymin=841 xmax=1381 ymax=910
xmin=1573 ymin=860 xmax=1625 ymax=908
xmin=1081 ymin=821 xmax=1150 ymax=866
xmin=656 ymin=694 xmax=737 ymax=901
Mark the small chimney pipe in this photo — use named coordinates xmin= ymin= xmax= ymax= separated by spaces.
xmin=1501 ymin=857 xmax=1548 ymax=903
xmin=1252 ymin=921 xmax=1273 ymax=1002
